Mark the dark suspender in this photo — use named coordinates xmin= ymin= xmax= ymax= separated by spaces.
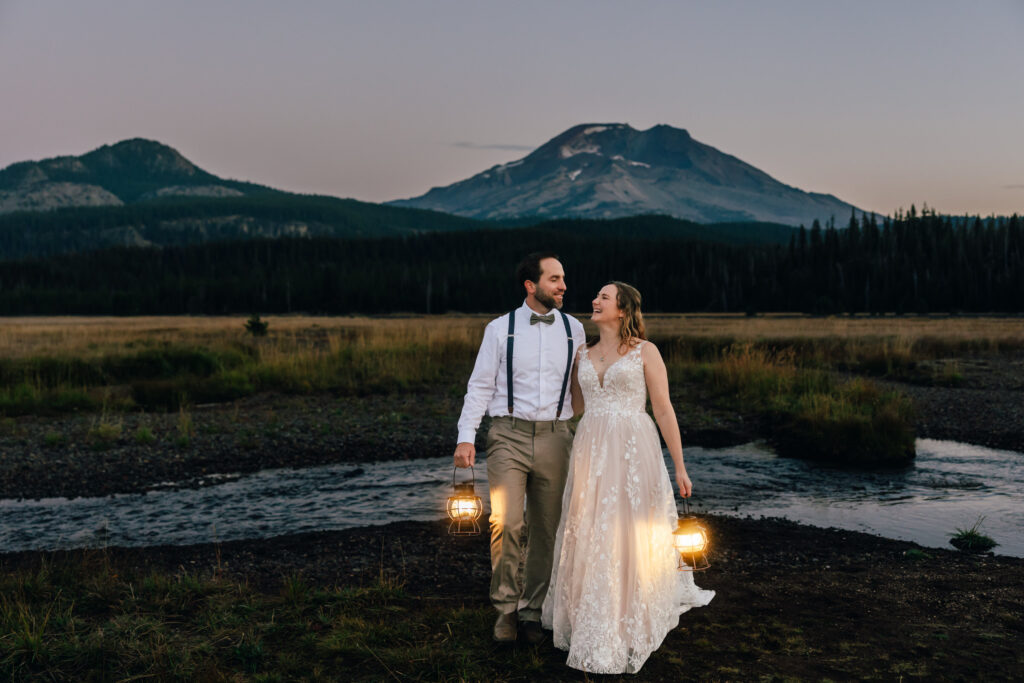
xmin=505 ymin=309 xmax=575 ymax=419
xmin=556 ymin=310 xmax=573 ymax=418
xmin=506 ymin=311 xmax=515 ymax=414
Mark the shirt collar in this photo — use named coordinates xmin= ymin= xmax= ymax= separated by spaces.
xmin=520 ymin=299 xmax=555 ymax=317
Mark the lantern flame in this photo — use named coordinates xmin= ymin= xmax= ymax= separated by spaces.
xmin=673 ymin=530 xmax=707 ymax=554
xmin=448 ymin=496 xmax=482 ymax=520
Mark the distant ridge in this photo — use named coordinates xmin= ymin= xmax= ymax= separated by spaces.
xmin=0 ymin=139 xmax=505 ymax=258
xmin=391 ymin=123 xmax=865 ymax=226
xmin=0 ymin=138 xmax=277 ymax=213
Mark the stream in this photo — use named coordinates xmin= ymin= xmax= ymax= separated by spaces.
xmin=1 ymin=438 xmax=1020 ymax=556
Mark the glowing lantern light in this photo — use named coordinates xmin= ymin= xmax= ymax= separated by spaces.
xmin=447 ymin=467 xmax=483 ymax=536
xmin=673 ymin=499 xmax=710 ymax=571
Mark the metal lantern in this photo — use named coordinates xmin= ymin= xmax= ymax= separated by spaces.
xmin=446 ymin=466 xmax=483 ymax=536
xmin=673 ymin=499 xmax=710 ymax=571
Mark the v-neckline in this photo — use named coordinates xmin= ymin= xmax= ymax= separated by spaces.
xmin=587 ymin=347 xmax=630 ymax=389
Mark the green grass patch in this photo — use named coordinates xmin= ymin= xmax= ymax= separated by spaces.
xmin=42 ymin=430 xmax=66 ymax=447
xmin=949 ymin=517 xmax=999 ymax=553
xmin=0 ymin=382 xmax=100 ymax=416
xmin=86 ymin=410 xmax=124 ymax=449
xmin=667 ymin=343 xmax=915 ymax=465
xmin=134 ymin=425 xmax=157 ymax=445
xmin=0 ymin=559 xmax=561 ymax=681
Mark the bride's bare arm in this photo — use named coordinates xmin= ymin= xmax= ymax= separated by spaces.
xmin=570 ymin=347 xmax=585 ymax=416
xmin=642 ymin=342 xmax=692 ymax=497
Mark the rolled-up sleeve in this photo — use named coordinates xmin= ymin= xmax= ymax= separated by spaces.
xmin=457 ymin=320 xmax=501 ymax=444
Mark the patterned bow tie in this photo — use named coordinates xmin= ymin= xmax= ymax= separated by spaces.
xmin=530 ymin=312 xmax=555 ymax=325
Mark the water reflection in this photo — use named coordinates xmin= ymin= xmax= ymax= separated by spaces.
xmin=0 ymin=439 xmax=1020 ymax=556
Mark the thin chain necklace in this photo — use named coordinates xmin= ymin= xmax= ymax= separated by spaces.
xmin=597 ymin=340 xmax=618 ymax=363
xmin=597 ymin=330 xmax=630 ymax=362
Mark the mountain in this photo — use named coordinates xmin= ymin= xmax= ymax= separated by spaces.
xmin=390 ymin=123 xmax=864 ymax=226
xmin=0 ymin=138 xmax=279 ymax=213
xmin=0 ymin=139 xmax=488 ymax=259
xmin=0 ymin=136 xmax=798 ymax=262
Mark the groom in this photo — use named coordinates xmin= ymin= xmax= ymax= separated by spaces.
xmin=454 ymin=252 xmax=586 ymax=644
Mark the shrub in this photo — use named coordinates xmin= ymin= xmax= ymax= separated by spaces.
xmin=245 ymin=314 xmax=269 ymax=337
xmin=87 ymin=413 xmax=123 ymax=445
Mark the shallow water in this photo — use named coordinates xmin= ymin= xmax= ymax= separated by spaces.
xmin=1 ymin=439 xmax=1020 ymax=556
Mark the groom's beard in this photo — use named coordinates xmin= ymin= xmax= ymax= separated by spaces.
xmin=535 ymin=289 xmax=562 ymax=310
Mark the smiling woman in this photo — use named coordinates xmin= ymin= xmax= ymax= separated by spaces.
xmin=544 ymin=280 xmax=713 ymax=674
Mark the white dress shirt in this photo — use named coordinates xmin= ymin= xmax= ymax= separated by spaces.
xmin=457 ymin=301 xmax=587 ymax=444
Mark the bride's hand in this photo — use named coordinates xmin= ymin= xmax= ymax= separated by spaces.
xmin=675 ymin=469 xmax=693 ymax=498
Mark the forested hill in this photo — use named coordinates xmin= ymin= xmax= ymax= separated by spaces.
xmin=0 ymin=211 xmax=1020 ymax=315
xmin=0 ymin=195 xmax=486 ymax=261
xmin=0 ymin=197 xmax=792 ymax=262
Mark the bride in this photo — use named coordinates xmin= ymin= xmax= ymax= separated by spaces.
xmin=541 ymin=281 xmax=714 ymax=674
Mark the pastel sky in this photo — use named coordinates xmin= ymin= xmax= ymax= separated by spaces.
xmin=2 ymin=0 xmax=1022 ymax=216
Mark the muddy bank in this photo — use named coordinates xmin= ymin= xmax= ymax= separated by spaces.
xmin=0 ymin=354 xmax=1020 ymax=501
xmin=888 ymin=383 xmax=1023 ymax=453
xmin=0 ymin=387 xmax=761 ymax=501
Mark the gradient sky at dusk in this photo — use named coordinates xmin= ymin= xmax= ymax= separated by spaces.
xmin=2 ymin=0 xmax=1022 ymax=216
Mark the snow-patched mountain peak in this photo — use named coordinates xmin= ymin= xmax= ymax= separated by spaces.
xmin=390 ymin=122 xmax=863 ymax=226
xmin=556 ymin=123 xmax=631 ymax=157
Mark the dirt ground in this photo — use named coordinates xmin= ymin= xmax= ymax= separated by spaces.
xmin=3 ymin=516 xmax=1021 ymax=681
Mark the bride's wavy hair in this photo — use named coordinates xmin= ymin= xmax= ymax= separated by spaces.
xmin=587 ymin=281 xmax=646 ymax=349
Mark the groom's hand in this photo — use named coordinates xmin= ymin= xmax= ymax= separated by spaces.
xmin=454 ymin=442 xmax=476 ymax=468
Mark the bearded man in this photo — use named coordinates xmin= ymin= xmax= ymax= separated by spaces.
xmin=454 ymin=252 xmax=586 ymax=644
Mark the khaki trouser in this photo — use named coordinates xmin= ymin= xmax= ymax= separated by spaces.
xmin=485 ymin=416 xmax=573 ymax=622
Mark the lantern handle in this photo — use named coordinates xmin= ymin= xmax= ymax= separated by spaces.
xmin=680 ymin=496 xmax=694 ymax=516
xmin=452 ymin=465 xmax=476 ymax=486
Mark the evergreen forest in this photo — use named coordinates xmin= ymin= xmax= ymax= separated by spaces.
xmin=0 ymin=208 xmax=1020 ymax=315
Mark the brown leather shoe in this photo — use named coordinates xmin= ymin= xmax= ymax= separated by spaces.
xmin=521 ymin=619 xmax=545 ymax=645
xmin=493 ymin=612 xmax=518 ymax=642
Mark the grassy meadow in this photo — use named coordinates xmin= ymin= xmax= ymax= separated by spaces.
xmin=2 ymin=313 xmax=1021 ymax=463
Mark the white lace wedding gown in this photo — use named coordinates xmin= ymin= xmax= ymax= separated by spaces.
xmin=541 ymin=342 xmax=714 ymax=674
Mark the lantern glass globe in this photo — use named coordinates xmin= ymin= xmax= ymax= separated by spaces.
xmin=673 ymin=515 xmax=710 ymax=571
xmin=448 ymin=494 xmax=482 ymax=521
xmin=446 ymin=478 xmax=484 ymax=536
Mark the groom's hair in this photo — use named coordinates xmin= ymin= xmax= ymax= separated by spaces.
xmin=516 ymin=251 xmax=560 ymax=286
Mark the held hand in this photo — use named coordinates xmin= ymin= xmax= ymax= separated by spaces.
xmin=454 ymin=442 xmax=476 ymax=468
xmin=675 ymin=469 xmax=693 ymax=498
